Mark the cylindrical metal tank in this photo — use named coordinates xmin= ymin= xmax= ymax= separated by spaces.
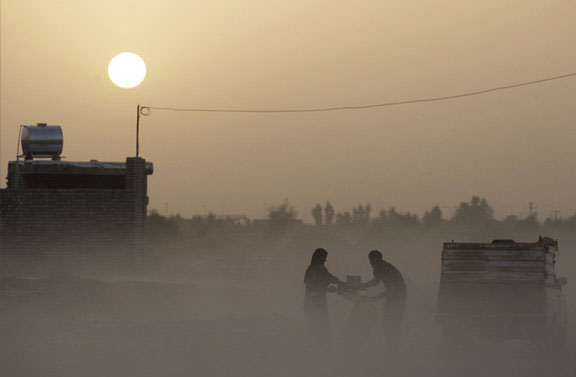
xmin=21 ymin=123 xmax=63 ymax=159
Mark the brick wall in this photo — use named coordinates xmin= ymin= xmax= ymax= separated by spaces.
xmin=0 ymin=189 xmax=136 ymax=256
xmin=0 ymin=157 xmax=149 ymax=260
xmin=126 ymin=157 xmax=147 ymax=253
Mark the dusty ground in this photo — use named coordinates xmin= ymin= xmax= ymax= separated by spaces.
xmin=1 ymin=230 xmax=574 ymax=376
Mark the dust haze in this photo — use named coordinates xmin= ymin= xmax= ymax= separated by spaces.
xmin=2 ymin=1 xmax=576 ymax=376
xmin=1 ymin=199 xmax=575 ymax=376
xmin=3 ymin=1 xmax=576 ymax=218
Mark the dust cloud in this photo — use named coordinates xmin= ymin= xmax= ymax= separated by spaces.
xmin=0 ymin=218 xmax=574 ymax=377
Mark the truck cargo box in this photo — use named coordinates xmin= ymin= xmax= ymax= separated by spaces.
xmin=440 ymin=239 xmax=556 ymax=284
xmin=436 ymin=237 xmax=566 ymax=348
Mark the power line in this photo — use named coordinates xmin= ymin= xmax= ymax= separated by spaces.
xmin=141 ymin=71 xmax=576 ymax=115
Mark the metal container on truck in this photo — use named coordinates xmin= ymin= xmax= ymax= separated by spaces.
xmin=436 ymin=237 xmax=567 ymax=349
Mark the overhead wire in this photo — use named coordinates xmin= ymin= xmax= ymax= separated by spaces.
xmin=140 ymin=71 xmax=576 ymax=115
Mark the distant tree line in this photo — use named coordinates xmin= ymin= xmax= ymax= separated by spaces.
xmin=310 ymin=197 xmax=492 ymax=229
xmin=308 ymin=196 xmax=574 ymax=238
xmin=146 ymin=196 xmax=576 ymax=241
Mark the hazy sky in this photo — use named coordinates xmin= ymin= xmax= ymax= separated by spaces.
xmin=2 ymin=0 xmax=576 ymax=221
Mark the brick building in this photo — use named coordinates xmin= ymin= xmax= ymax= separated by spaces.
xmin=0 ymin=125 xmax=153 ymax=260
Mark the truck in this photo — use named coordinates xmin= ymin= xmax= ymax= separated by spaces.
xmin=436 ymin=237 xmax=567 ymax=349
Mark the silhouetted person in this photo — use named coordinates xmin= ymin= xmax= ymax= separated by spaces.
xmin=304 ymin=248 xmax=343 ymax=345
xmin=360 ymin=250 xmax=407 ymax=349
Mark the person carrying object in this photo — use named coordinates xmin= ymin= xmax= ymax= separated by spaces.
xmin=359 ymin=249 xmax=407 ymax=350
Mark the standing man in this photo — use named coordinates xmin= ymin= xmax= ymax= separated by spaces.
xmin=360 ymin=250 xmax=407 ymax=349
xmin=304 ymin=248 xmax=344 ymax=346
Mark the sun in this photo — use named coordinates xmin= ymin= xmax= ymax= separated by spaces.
xmin=108 ymin=52 xmax=147 ymax=89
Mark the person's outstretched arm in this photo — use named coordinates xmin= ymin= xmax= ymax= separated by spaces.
xmin=327 ymin=270 xmax=344 ymax=285
xmin=358 ymin=277 xmax=379 ymax=289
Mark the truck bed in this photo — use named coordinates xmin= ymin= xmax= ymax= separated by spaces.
xmin=436 ymin=238 xmax=566 ymax=346
xmin=441 ymin=241 xmax=556 ymax=284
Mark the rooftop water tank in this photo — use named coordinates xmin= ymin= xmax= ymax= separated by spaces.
xmin=21 ymin=123 xmax=63 ymax=160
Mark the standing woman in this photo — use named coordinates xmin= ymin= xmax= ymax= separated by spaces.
xmin=304 ymin=248 xmax=343 ymax=345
